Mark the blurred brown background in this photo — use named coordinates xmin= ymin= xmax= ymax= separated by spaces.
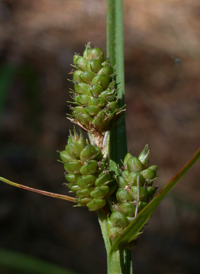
xmin=0 ymin=0 xmax=199 ymax=273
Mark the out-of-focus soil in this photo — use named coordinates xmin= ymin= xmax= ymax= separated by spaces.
xmin=0 ymin=1 xmax=199 ymax=273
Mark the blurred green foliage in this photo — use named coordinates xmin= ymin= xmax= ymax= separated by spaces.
xmin=0 ymin=63 xmax=17 ymax=116
xmin=0 ymin=248 xmax=79 ymax=274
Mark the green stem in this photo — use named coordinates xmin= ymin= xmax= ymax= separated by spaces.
xmin=107 ymin=0 xmax=116 ymax=66
xmin=102 ymin=1 xmax=132 ymax=274
xmin=114 ymin=0 xmax=127 ymax=162
xmin=98 ymin=209 xmax=122 ymax=274
xmin=98 ymin=208 xmax=111 ymax=259
xmin=107 ymin=0 xmax=118 ymax=163
xmin=108 ymin=0 xmax=127 ymax=164
xmin=115 ymin=0 xmax=125 ymax=101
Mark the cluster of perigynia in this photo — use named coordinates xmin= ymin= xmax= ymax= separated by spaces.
xmin=60 ymin=129 xmax=116 ymax=211
xmin=67 ymin=43 xmax=124 ymax=134
xmin=59 ymin=43 xmax=158 ymax=243
xmin=107 ymin=145 xmax=157 ymax=242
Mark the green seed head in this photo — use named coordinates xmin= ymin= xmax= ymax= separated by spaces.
xmin=123 ymin=153 xmax=133 ymax=169
xmin=76 ymin=197 xmax=93 ymax=206
xmin=64 ymin=161 xmax=83 ymax=174
xmin=117 ymin=176 xmax=129 ymax=188
xmin=85 ymin=106 xmax=100 ymax=117
xmin=69 ymin=44 xmax=125 ymax=134
xmin=89 ymin=84 xmax=103 ymax=97
xmin=69 ymin=184 xmax=82 ymax=192
xmin=107 ymin=80 xmax=115 ymax=89
xmin=107 ymin=101 xmax=119 ymax=112
xmin=65 ymin=173 xmax=81 ymax=184
xmin=120 ymin=202 xmax=136 ymax=217
xmin=67 ymin=129 xmax=85 ymax=149
xmin=79 ymin=71 xmax=96 ymax=84
xmin=101 ymin=59 xmax=111 ymax=67
xmin=131 ymin=186 xmax=149 ymax=201
xmin=74 ymin=95 xmax=91 ymax=105
xmin=140 ymin=168 xmax=156 ymax=180
xmin=91 ymin=75 xmax=110 ymax=89
xmin=148 ymin=165 xmax=158 ymax=172
xmin=116 ymin=188 xmax=133 ymax=203
xmin=73 ymin=70 xmax=82 ymax=82
xmin=100 ymin=89 xmax=116 ymax=101
xmin=59 ymin=126 xmax=116 ymax=210
xmin=72 ymin=107 xmax=92 ymax=127
xmin=107 ymin=227 xmax=123 ymax=242
xmin=80 ymin=160 xmax=98 ymax=175
xmin=76 ymin=186 xmax=94 ymax=198
xmin=86 ymin=60 xmax=102 ymax=73
xmin=92 ymin=111 xmax=106 ymax=129
xmin=110 ymin=211 xmax=129 ymax=228
xmin=95 ymin=172 xmax=111 ymax=187
xmin=80 ymin=145 xmax=102 ymax=162
xmin=83 ymin=43 xmax=91 ymax=59
xmin=77 ymin=175 xmax=96 ymax=188
xmin=86 ymin=47 xmax=105 ymax=63
xmin=138 ymin=144 xmax=150 ymax=168
xmin=88 ymin=97 xmax=107 ymax=108
xmin=60 ymin=150 xmax=74 ymax=163
xmin=73 ymin=54 xmax=80 ymax=65
xmin=122 ymin=170 xmax=129 ymax=179
xmin=72 ymin=106 xmax=87 ymax=116
xmin=146 ymin=186 xmax=156 ymax=198
xmin=90 ymin=185 xmax=109 ymax=198
xmin=65 ymin=143 xmax=82 ymax=160
xmin=97 ymin=65 xmax=113 ymax=76
xmin=127 ymin=172 xmax=145 ymax=187
xmin=74 ymin=83 xmax=90 ymax=96
xmin=86 ymin=198 xmax=106 ymax=211
xmin=97 ymin=158 xmax=109 ymax=173
xmin=75 ymin=56 xmax=87 ymax=71
xmin=127 ymin=157 xmax=143 ymax=172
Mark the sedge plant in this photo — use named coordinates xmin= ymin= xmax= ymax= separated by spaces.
xmin=0 ymin=1 xmax=200 ymax=274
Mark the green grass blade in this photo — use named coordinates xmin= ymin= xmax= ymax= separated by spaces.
xmin=111 ymin=146 xmax=200 ymax=252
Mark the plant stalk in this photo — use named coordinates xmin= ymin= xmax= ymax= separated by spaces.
xmin=98 ymin=1 xmax=132 ymax=273
xmin=107 ymin=0 xmax=127 ymax=164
